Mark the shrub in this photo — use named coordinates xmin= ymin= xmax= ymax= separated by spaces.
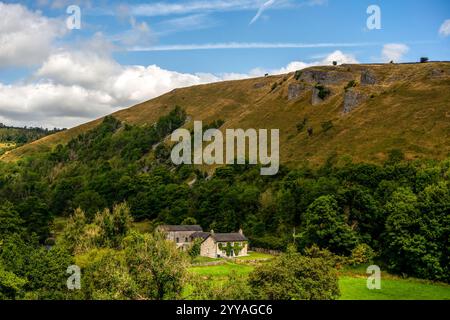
xmin=296 ymin=118 xmax=308 ymax=132
xmin=294 ymin=70 xmax=302 ymax=80
xmin=303 ymin=245 xmax=347 ymax=269
xmin=332 ymin=61 xmax=338 ymax=66
xmin=387 ymin=149 xmax=405 ymax=164
xmin=344 ymin=80 xmax=357 ymax=91
xmin=188 ymin=239 xmax=202 ymax=259
xmin=420 ymin=57 xmax=429 ymax=63
xmin=350 ymin=243 xmax=375 ymax=265
xmin=321 ymin=121 xmax=334 ymax=132
xmin=248 ymin=247 xmax=340 ymax=300
xmin=315 ymin=84 xmax=331 ymax=100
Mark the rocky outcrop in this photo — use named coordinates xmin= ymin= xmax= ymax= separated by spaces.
xmin=300 ymin=69 xmax=354 ymax=85
xmin=311 ymin=88 xmax=321 ymax=105
xmin=361 ymin=70 xmax=377 ymax=85
xmin=253 ymin=82 xmax=266 ymax=89
xmin=288 ymin=83 xmax=307 ymax=100
xmin=343 ymin=89 xmax=368 ymax=113
xmin=429 ymin=69 xmax=447 ymax=79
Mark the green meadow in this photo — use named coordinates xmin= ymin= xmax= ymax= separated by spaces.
xmin=188 ymin=253 xmax=450 ymax=300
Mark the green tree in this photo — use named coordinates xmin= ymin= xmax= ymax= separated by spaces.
xmin=301 ymin=195 xmax=359 ymax=255
xmin=248 ymin=246 xmax=340 ymax=300
xmin=0 ymin=201 xmax=24 ymax=238
xmin=0 ymin=265 xmax=27 ymax=300
xmin=124 ymin=231 xmax=189 ymax=300
xmin=384 ymin=186 xmax=449 ymax=281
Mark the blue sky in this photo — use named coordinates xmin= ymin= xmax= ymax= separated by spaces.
xmin=0 ymin=0 xmax=449 ymax=128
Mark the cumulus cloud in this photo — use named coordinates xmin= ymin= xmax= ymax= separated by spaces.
xmin=0 ymin=2 xmax=65 ymax=68
xmin=0 ymin=41 xmax=358 ymax=128
xmin=253 ymin=50 xmax=358 ymax=75
xmin=0 ymin=50 xmax=221 ymax=128
xmin=439 ymin=19 xmax=450 ymax=37
xmin=382 ymin=43 xmax=409 ymax=62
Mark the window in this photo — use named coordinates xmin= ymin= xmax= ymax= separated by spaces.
xmin=176 ymin=237 xmax=179 ymax=243
xmin=185 ymin=237 xmax=188 ymax=242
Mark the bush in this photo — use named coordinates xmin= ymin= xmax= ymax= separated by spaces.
xmin=344 ymin=80 xmax=357 ymax=91
xmin=420 ymin=57 xmax=429 ymax=63
xmin=188 ymin=239 xmax=202 ymax=259
xmin=296 ymin=118 xmax=308 ymax=132
xmin=303 ymin=245 xmax=347 ymax=269
xmin=248 ymin=247 xmax=340 ymax=300
xmin=350 ymin=244 xmax=375 ymax=265
xmin=321 ymin=121 xmax=334 ymax=132
xmin=189 ymin=272 xmax=254 ymax=300
xmin=294 ymin=70 xmax=302 ymax=80
xmin=315 ymin=84 xmax=331 ymax=100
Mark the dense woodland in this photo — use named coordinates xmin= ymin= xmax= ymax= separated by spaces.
xmin=0 ymin=124 xmax=64 ymax=144
xmin=0 ymin=107 xmax=449 ymax=299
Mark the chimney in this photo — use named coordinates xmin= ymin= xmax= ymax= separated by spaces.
xmin=238 ymin=228 xmax=243 ymax=235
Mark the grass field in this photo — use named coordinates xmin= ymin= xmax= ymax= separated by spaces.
xmin=188 ymin=257 xmax=450 ymax=300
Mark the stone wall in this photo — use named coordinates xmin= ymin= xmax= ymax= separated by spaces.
xmin=200 ymin=237 xmax=217 ymax=258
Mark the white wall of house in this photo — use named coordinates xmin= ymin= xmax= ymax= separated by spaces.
xmin=200 ymin=239 xmax=248 ymax=258
xmin=200 ymin=237 xmax=217 ymax=258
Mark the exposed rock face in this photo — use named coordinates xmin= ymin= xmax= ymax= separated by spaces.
xmin=311 ymin=87 xmax=324 ymax=105
xmin=300 ymin=69 xmax=354 ymax=85
xmin=361 ymin=70 xmax=377 ymax=85
xmin=343 ymin=89 xmax=368 ymax=113
xmin=288 ymin=83 xmax=306 ymax=100
xmin=253 ymin=82 xmax=266 ymax=89
xmin=429 ymin=69 xmax=447 ymax=79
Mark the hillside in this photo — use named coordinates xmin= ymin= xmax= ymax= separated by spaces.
xmin=2 ymin=62 xmax=450 ymax=165
xmin=0 ymin=125 xmax=64 ymax=156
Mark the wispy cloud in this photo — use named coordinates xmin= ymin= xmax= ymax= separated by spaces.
xmin=250 ymin=0 xmax=276 ymax=25
xmin=156 ymin=14 xmax=217 ymax=35
xmin=125 ymin=0 xmax=293 ymax=17
xmin=127 ymin=41 xmax=379 ymax=52
xmin=439 ymin=19 xmax=450 ymax=37
xmin=381 ymin=43 xmax=409 ymax=62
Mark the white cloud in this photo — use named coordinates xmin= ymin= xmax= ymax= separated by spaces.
xmin=0 ymin=50 xmax=220 ymax=128
xmin=129 ymin=0 xmax=285 ymax=17
xmin=250 ymin=0 xmax=276 ymax=25
xmin=156 ymin=14 xmax=216 ymax=35
xmin=0 ymin=2 xmax=65 ymax=68
xmin=256 ymin=50 xmax=358 ymax=75
xmin=439 ymin=19 xmax=450 ymax=37
xmin=381 ymin=43 xmax=409 ymax=62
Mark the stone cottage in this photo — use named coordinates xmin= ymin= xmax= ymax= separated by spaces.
xmin=157 ymin=225 xmax=203 ymax=250
xmin=191 ymin=229 xmax=248 ymax=258
xmin=158 ymin=225 xmax=248 ymax=258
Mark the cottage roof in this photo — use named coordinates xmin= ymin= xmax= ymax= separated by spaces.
xmin=190 ymin=231 xmax=210 ymax=240
xmin=159 ymin=225 xmax=203 ymax=232
xmin=211 ymin=232 xmax=248 ymax=242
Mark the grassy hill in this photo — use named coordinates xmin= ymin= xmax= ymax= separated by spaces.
xmin=2 ymin=62 xmax=450 ymax=165
xmin=0 ymin=125 xmax=64 ymax=156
